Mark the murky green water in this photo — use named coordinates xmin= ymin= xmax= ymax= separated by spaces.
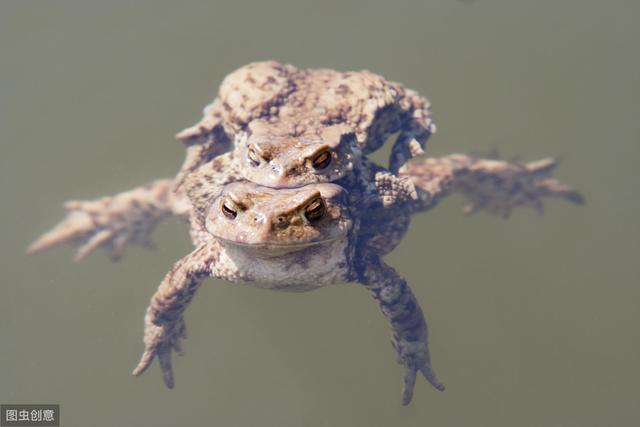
xmin=1 ymin=1 xmax=639 ymax=426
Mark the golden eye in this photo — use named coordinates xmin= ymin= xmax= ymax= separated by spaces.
xmin=312 ymin=150 xmax=332 ymax=170
xmin=247 ymin=145 xmax=262 ymax=167
xmin=221 ymin=199 xmax=238 ymax=220
xmin=304 ymin=197 xmax=326 ymax=222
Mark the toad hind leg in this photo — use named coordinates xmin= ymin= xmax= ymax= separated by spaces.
xmin=132 ymin=244 xmax=218 ymax=388
xmin=401 ymin=155 xmax=584 ymax=217
xmin=27 ymin=179 xmax=189 ymax=261
xmin=356 ymin=252 xmax=444 ymax=405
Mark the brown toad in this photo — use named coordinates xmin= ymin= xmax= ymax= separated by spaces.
xmin=129 ymin=155 xmax=583 ymax=405
xmin=129 ymin=180 xmax=447 ymax=406
xmin=175 ymin=61 xmax=435 ymax=189
xmin=27 ymin=60 xmax=584 ymax=406
xmin=29 ymin=153 xmax=582 ymax=405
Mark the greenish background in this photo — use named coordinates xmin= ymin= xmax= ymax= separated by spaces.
xmin=1 ymin=1 xmax=638 ymax=426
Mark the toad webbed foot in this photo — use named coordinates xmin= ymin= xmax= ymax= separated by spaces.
xmin=28 ymin=179 xmax=183 ymax=261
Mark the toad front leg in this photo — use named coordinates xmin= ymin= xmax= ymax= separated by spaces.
xmin=356 ymin=252 xmax=445 ymax=406
xmin=389 ymin=88 xmax=436 ymax=174
xmin=132 ymin=244 xmax=219 ymax=387
xmin=131 ymin=241 xmax=248 ymax=387
xmin=174 ymin=99 xmax=232 ymax=189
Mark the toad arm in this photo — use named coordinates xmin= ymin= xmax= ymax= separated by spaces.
xmin=132 ymin=242 xmax=249 ymax=388
xmin=355 ymin=251 xmax=445 ymax=405
xmin=174 ymin=99 xmax=232 ymax=189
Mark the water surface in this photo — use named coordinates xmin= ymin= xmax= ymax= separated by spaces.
xmin=1 ymin=1 xmax=639 ymax=426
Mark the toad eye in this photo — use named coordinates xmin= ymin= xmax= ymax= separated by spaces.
xmin=247 ymin=145 xmax=262 ymax=167
xmin=221 ymin=199 xmax=238 ymax=220
xmin=311 ymin=150 xmax=332 ymax=170
xmin=304 ymin=197 xmax=326 ymax=222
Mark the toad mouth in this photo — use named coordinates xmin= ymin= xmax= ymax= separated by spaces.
xmin=213 ymin=232 xmax=348 ymax=249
